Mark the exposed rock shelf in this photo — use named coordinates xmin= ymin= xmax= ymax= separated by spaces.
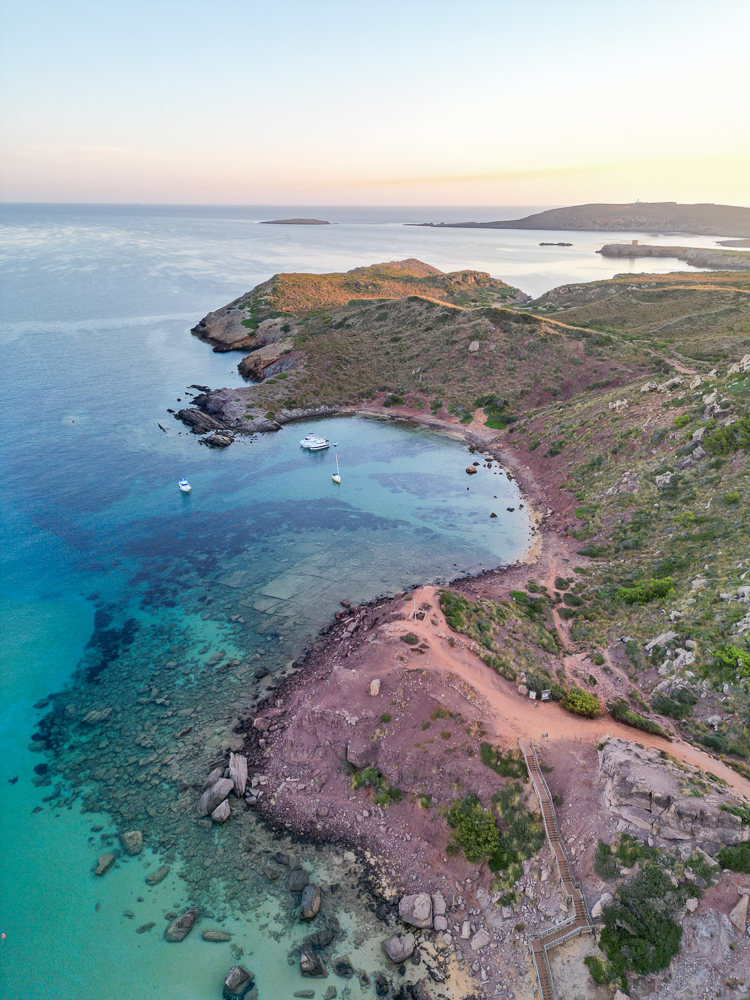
xmin=597 ymin=243 xmax=750 ymax=270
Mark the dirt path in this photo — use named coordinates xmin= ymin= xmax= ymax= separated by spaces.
xmin=392 ymin=586 xmax=750 ymax=801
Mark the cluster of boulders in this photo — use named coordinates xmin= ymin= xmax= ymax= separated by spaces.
xmin=196 ymin=753 xmax=261 ymax=822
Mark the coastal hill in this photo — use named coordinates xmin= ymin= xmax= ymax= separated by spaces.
xmin=414 ymin=201 xmax=750 ymax=237
xmin=190 ymin=258 xmax=528 ymax=351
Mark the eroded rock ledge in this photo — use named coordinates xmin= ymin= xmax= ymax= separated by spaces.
xmin=598 ymin=738 xmax=748 ymax=849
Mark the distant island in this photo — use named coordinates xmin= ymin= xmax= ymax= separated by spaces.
xmin=597 ymin=242 xmax=750 ymax=270
xmin=412 ymin=201 xmax=750 ymax=238
xmin=260 ymin=218 xmax=330 ymax=225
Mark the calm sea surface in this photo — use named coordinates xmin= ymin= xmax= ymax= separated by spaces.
xmin=0 ymin=205 xmax=736 ymax=999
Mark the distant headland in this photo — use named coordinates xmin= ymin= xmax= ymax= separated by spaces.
xmin=260 ymin=218 xmax=330 ymax=225
xmin=411 ymin=201 xmax=750 ymax=238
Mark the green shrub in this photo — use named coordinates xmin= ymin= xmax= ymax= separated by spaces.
xmin=583 ymin=956 xmax=626 ymax=991
xmin=700 ymin=732 xmax=729 ymax=753
xmin=609 ymin=699 xmax=671 ymax=738
xmin=554 ymin=576 xmax=568 ymax=591
xmin=380 ymin=713 xmax=392 ymax=724
xmin=714 ymin=643 xmax=750 ymax=678
xmin=673 ymin=413 xmax=690 ymax=429
xmin=562 ymin=687 xmax=601 ymax=718
xmin=564 ymin=592 xmax=583 ymax=607
xmin=703 ymin=413 xmax=750 ymax=455
xmin=725 ymin=491 xmax=740 ymax=505
xmin=718 ymin=842 xmax=750 ymax=872
xmin=577 ymin=544 xmax=607 ymax=557
xmin=652 ymin=688 xmax=697 ymax=719
xmin=401 ymin=632 xmax=419 ymax=645
xmin=480 ymin=742 xmax=527 ymax=780
xmin=594 ymin=841 xmax=620 ymax=880
xmin=383 ymin=393 xmax=404 ymax=407
xmin=600 ymin=863 xmax=684 ymax=976
xmin=446 ymin=794 xmax=501 ymax=863
xmin=616 ymin=577 xmax=674 ymax=605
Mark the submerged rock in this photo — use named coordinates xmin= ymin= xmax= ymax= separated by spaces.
xmin=289 ymin=868 xmax=310 ymax=892
xmin=95 ymin=853 xmax=116 ymax=876
xmin=300 ymin=942 xmax=327 ymax=977
xmin=165 ymin=908 xmax=199 ymax=942
xmin=145 ymin=865 xmax=170 ymax=886
xmin=223 ymin=965 xmax=254 ymax=998
xmin=333 ymin=956 xmax=355 ymax=979
xmin=120 ymin=830 xmax=143 ymax=856
xmin=203 ymin=928 xmax=232 ymax=942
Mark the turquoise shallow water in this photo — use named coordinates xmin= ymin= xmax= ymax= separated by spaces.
xmin=0 ymin=205 xmax=737 ymax=999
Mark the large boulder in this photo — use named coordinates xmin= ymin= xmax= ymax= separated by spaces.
xmin=196 ymin=778 xmax=234 ymax=817
xmin=299 ymin=943 xmax=327 ymax=977
xmin=730 ymin=894 xmax=749 ymax=933
xmin=382 ymin=934 xmax=415 ymax=964
xmin=229 ymin=753 xmax=248 ymax=797
xmin=399 ymin=893 xmax=432 ymax=929
xmin=212 ymin=800 xmax=231 ymax=823
xmin=165 ymin=908 xmax=199 ymax=942
xmin=223 ymin=965 xmax=254 ymax=999
xmin=120 ymin=830 xmax=143 ymax=856
xmin=300 ymin=884 xmax=322 ymax=920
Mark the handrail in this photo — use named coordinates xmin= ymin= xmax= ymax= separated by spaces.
xmin=517 ymin=738 xmax=594 ymax=1000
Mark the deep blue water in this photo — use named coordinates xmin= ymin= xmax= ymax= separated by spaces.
xmin=0 ymin=205 xmax=737 ymax=999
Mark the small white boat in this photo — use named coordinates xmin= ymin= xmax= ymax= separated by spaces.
xmin=332 ymin=454 xmax=341 ymax=484
xmin=179 ymin=479 xmax=191 ymax=493
xmin=300 ymin=433 xmax=330 ymax=451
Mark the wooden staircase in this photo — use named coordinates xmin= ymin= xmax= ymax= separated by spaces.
xmin=518 ymin=739 xmax=594 ymax=1000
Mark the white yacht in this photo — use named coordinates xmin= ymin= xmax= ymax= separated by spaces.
xmin=179 ymin=479 xmax=191 ymax=493
xmin=300 ymin=433 xmax=330 ymax=451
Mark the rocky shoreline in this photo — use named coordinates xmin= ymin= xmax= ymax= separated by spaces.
xmin=597 ymin=243 xmax=750 ymax=270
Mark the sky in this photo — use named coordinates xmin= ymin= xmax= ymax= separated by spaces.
xmin=1 ymin=0 xmax=749 ymax=206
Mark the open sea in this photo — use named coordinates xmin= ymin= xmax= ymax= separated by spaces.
xmin=0 ymin=204 xmax=738 ymax=999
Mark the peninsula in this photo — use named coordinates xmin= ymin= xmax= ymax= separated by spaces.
xmin=168 ymin=260 xmax=750 ymax=998
xmin=413 ymin=201 xmax=750 ymax=238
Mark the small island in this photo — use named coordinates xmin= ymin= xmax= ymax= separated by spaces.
xmin=260 ymin=218 xmax=330 ymax=225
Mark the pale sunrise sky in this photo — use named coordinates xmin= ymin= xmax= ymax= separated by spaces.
xmin=1 ymin=0 xmax=749 ymax=206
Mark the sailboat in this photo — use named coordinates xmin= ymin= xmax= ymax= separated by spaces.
xmin=332 ymin=454 xmax=341 ymax=484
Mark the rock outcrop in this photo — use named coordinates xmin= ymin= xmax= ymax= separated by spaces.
xmin=598 ymin=739 xmax=748 ymax=849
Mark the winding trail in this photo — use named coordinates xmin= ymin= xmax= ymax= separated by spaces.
xmin=386 ymin=586 xmax=750 ymax=801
